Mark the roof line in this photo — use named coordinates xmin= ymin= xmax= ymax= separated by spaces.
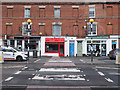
xmin=1 ymin=2 xmax=119 ymax=5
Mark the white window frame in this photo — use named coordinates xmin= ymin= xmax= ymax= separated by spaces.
xmin=22 ymin=22 xmax=28 ymax=36
xmin=24 ymin=6 xmax=31 ymax=18
xmin=87 ymin=22 xmax=97 ymax=36
xmin=52 ymin=22 xmax=62 ymax=36
xmin=54 ymin=6 xmax=61 ymax=18
xmin=89 ymin=5 xmax=95 ymax=18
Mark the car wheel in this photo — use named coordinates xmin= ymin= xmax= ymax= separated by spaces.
xmin=16 ymin=56 xmax=23 ymax=61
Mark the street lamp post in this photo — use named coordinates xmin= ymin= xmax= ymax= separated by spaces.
xmin=27 ymin=19 xmax=32 ymax=57
xmin=89 ymin=19 xmax=94 ymax=63
xmin=39 ymin=32 xmax=42 ymax=57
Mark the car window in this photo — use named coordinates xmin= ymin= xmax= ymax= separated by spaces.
xmin=2 ymin=49 xmax=13 ymax=52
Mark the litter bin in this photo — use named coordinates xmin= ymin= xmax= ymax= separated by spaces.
xmin=0 ymin=51 xmax=4 ymax=63
xmin=116 ymin=53 xmax=120 ymax=64
xmin=33 ymin=50 xmax=38 ymax=58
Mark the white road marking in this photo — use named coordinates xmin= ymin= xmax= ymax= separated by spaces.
xmin=22 ymin=67 xmax=28 ymax=70
xmin=105 ymin=78 xmax=114 ymax=83
xmin=57 ymin=78 xmax=85 ymax=81
xmin=34 ymin=59 xmax=41 ymax=63
xmin=32 ymin=75 xmax=86 ymax=81
xmin=87 ymin=79 xmax=89 ymax=81
xmin=2 ymin=65 xmax=25 ymax=69
xmin=98 ymin=72 xmax=105 ymax=76
xmin=14 ymin=71 xmax=22 ymax=74
xmin=96 ymin=66 xmax=119 ymax=70
xmin=39 ymin=68 xmax=80 ymax=72
xmin=109 ymin=73 xmax=120 ymax=75
xmin=5 ymin=77 xmax=13 ymax=81
xmin=28 ymin=78 xmax=31 ymax=80
xmin=80 ymin=59 xmax=85 ymax=63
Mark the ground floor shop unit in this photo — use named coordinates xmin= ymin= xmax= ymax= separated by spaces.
xmin=82 ymin=35 xmax=119 ymax=56
xmin=41 ymin=36 xmax=77 ymax=57
xmin=1 ymin=35 xmax=119 ymax=57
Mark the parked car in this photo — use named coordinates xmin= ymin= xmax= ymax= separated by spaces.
xmin=109 ymin=48 xmax=120 ymax=60
xmin=0 ymin=46 xmax=28 ymax=61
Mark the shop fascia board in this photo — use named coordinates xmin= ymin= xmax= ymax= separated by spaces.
xmin=110 ymin=35 xmax=119 ymax=39
xmin=76 ymin=38 xmax=85 ymax=41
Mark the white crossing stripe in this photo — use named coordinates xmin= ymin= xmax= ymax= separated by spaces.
xmin=5 ymin=77 xmax=13 ymax=81
xmin=39 ymin=68 xmax=80 ymax=72
xmin=32 ymin=75 xmax=86 ymax=81
xmin=98 ymin=72 xmax=105 ymax=76
xmin=14 ymin=71 xmax=22 ymax=74
xmin=2 ymin=65 xmax=25 ymax=69
xmin=105 ymin=78 xmax=114 ymax=83
xmin=34 ymin=59 xmax=41 ymax=63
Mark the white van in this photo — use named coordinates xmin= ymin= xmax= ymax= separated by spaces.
xmin=1 ymin=46 xmax=28 ymax=61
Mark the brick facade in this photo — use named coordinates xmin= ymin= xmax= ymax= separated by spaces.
xmin=1 ymin=1 xmax=120 ymax=48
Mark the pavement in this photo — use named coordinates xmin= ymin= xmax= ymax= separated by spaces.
xmin=1 ymin=56 xmax=120 ymax=90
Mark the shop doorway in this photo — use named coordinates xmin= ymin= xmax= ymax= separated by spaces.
xmin=59 ymin=44 xmax=64 ymax=56
xmin=69 ymin=43 xmax=74 ymax=56
xmin=77 ymin=41 xmax=82 ymax=56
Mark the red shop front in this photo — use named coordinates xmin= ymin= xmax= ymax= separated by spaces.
xmin=45 ymin=38 xmax=65 ymax=56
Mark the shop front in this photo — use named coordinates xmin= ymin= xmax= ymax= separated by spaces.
xmin=86 ymin=36 xmax=108 ymax=56
xmin=41 ymin=37 xmax=65 ymax=56
xmin=14 ymin=36 xmax=41 ymax=56
xmin=86 ymin=36 xmax=119 ymax=56
xmin=87 ymin=40 xmax=106 ymax=56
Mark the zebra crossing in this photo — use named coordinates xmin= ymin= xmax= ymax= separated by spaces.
xmin=32 ymin=56 xmax=89 ymax=81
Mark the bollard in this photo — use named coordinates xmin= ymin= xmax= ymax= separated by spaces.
xmin=116 ymin=53 xmax=120 ymax=64
xmin=0 ymin=51 xmax=4 ymax=63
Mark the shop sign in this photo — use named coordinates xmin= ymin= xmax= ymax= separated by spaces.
xmin=45 ymin=38 xmax=64 ymax=42
xmin=86 ymin=36 xmax=108 ymax=39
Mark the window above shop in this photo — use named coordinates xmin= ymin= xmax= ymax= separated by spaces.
xmin=54 ymin=7 xmax=60 ymax=18
xmin=89 ymin=5 xmax=95 ymax=18
xmin=7 ymin=6 xmax=14 ymax=17
xmin=24 ymin=7 xmax=31 ymax=18
xmin=22 ymin=22 xmax=28 ymax=35
xmin=52 ymin=24 xmax=61 ymax=36
xmin=88 ymin=23 xmax=97 ymax=36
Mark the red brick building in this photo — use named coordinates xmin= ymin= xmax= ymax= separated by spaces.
xmin=1 ymin=0 xmax=120 ymax=56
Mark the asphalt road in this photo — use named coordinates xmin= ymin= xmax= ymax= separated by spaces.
xmin=1 ymin=56 xmax=120 ymax=90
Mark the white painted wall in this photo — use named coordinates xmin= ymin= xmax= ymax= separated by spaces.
xmin=82 ymin=39 xmax=87 ymax=55
xmin=0 ymin=39 xmax=2 ymax=46
xmin=65 ymin=39 xmax=68 ymax=56
xmin=75 ymin=40 xmax=77 ymax=56
xmin=106 ymin=39 xmax=111 ymax=55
